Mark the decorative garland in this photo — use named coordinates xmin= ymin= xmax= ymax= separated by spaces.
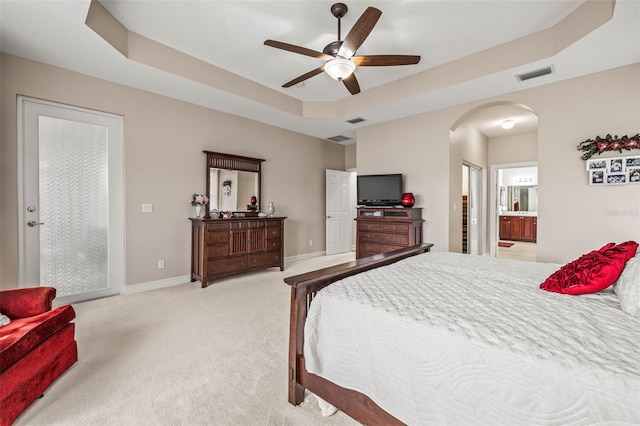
xmin=578 ymin=133 xmax=640 ymax=160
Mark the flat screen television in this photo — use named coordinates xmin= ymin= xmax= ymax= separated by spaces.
xmin=357 ymin=174 xmax=403 ymax=206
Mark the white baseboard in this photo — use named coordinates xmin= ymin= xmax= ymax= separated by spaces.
xmin=124 ymin=250 xmax=342 ymax=294
xmin=285 ymin=251 xmax=326 ymax=263
xmin=124 ymin=274 xmax=192 ymax=295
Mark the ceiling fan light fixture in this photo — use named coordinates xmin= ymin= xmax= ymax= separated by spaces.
xmin=325 ymin=58 xmax=356 ymax=80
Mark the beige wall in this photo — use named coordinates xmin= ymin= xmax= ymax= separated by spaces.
xmin=357 ymin=109 xmax=453 ymax=249
xmin=449 ymin=122 xmax=489 ymax=254
xmin=357 ymin=63 xmax=640 ymax=263
xmin=533 ymin=64 xmax=640 ymax=262
xmin=488 ymin=131 xmax=538 ymax=165
xmin=0 ymin=53 xmax=345 ymax=290
xmin=345 ymin=144 xmax=357 ymax=169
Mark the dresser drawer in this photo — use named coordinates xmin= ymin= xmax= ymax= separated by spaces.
xmin=358 ymin=222 xmax=382 ymax=232
xmin=208 ymin=255 xmax=248 ymax=274
xmin=359 ymin=232 xmax=409 ymax=247
xmin=207 ymin=230 xmax=229 ymax=244
xmin=207 ymin=243 xmax=229 ymax=259
xmin=265 ymin=238 xmax=281 ymax=251
xmin=249 ymin=251 xmax=281 ymax=268
xmin=247 ymin=220 xmax=266 ymax=228
xmin=360 ymin=232 xmax=409 ymax=245
xmin=382 ymin=223 xmax=409 ymax=233
xmin=266 ymin=227 xmax=282 ymax=238
xmin=207 ymin=222 xmax=230 ymax=230
xmin=359 ymin=242 xmax=404 ymax=254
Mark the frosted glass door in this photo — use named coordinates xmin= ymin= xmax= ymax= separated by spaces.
xmin=39 ymin=117 xmax=109 ymax=296
xmin=19 ymin=97 xmax=124 ymax=305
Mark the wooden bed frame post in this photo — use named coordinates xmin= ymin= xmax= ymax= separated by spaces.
xmin=284 ymin=244 xmax=433 ymax=424
xmin=288 ymin=285 xmax=306 ymax=405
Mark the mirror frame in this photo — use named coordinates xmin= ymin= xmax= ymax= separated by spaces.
xmin=204 ymin=151 xmax=264 ymax=217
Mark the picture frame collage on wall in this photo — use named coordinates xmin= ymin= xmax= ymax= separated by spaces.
xmin=586 ymin=156 xmax=640 ymax=185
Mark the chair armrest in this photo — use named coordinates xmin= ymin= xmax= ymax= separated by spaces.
xmin=0 ymin=287 xmax=56 ymax=319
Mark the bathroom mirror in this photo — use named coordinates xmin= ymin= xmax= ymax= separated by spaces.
xmin=204 ymin=151 xmax=263 ymax=216
xmin=500 ymin=185 xmax=538 ymax=212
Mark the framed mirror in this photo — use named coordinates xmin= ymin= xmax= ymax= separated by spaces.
xmin=204 ymin=151 xmax=264 ymax=217
xmin=500 ymin=185 xmax=538 ymax=212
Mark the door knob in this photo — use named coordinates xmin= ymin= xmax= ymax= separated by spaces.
xmin=27 ymin=220 xmax=44 ymax=227
xmin=326 ymin=215 xmax=332 ymax=219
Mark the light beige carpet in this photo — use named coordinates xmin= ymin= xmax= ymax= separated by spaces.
xmin=16 ymin=253 xmax=359 ymax=426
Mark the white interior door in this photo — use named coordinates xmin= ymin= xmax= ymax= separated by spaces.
xmin=18 ymin=97 xmax=124 ymax=305
xmin=325 ymin=169 xmax=351 ymax=255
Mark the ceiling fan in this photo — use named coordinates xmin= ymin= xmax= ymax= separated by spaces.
xmin=264 ymin=3 xmax=421 ymax=96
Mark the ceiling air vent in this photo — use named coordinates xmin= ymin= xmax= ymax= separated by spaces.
xmin=327 ymin=135 xmax=352 ymax=143
xmin=346 ymin=117 xmax=366 ymax=124
xmin=516 ymin=66 xmax=553 ymax=82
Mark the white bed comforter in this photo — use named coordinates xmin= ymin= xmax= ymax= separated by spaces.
xmin=304 ymin=252 xmax=640 ymax=425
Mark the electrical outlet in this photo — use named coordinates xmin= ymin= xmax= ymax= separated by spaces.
xmin=309 ymin=240 xmax=313 ymax=247
xmin=158 ymin=260 xmax=165 ymax=269
xmin=142 ymin=203 xmax=153 ymax=213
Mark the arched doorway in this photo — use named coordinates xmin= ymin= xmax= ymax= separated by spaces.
xmin=450 ymin=102 xmax=539 ymax=259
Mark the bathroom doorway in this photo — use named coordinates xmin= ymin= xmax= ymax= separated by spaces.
xmin=492 ymin=164 xmax=537 ymax=261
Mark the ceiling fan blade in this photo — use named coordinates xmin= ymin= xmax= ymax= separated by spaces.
xmin=342 ymin=73 xmax=361 ymax=95
xmin=282 ymin=66 xmax=325 ymax=88
xmin=264 ymin=40 xmax=334 ymax=61
xmin=352 ymin=55 xmax=421 ymax=67
xmin=338 ymin=7 xmax=382 ymax=59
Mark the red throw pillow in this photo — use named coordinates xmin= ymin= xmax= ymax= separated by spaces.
xmin=540 ymin=241 xmax=638 ymax=295
xmin=603 ymin=240 xmax=639 ymax=261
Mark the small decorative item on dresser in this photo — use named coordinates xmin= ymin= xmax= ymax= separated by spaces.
xmin=401 ymin=192 xmax=415 ymax=207
xmin=250 ymin=196 xmax=257 ymax=206
xmin=189 ymin=193 xmax=209 ymax=217
xmin=267 ymin=202 xmax=275 ymax=217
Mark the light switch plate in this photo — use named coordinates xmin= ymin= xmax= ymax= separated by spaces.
xmin=142 ymin=203 xmax=153 ymax=213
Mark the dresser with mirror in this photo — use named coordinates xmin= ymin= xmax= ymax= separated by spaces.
xmin=190 ymin=151 xmax=285 ymax=288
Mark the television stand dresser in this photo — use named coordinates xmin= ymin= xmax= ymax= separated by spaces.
xmin=356 ymin=207 xmax=424 ymax=259
xmin=190 ymin=216 xmax=285 ymax=287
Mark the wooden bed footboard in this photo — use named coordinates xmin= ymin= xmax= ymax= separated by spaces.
xmin=283 ymin=244 xmax=433 ymax=425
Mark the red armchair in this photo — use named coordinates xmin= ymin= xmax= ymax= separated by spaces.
xmin=0 ymin=287 xmax=77 ymax=425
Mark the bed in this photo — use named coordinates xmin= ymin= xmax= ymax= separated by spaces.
xmin=284 ymin=244 xmax=640 ymax=425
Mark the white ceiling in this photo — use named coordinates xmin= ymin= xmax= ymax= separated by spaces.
xmin=1 ymin=0 xmax=638 ymax=143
